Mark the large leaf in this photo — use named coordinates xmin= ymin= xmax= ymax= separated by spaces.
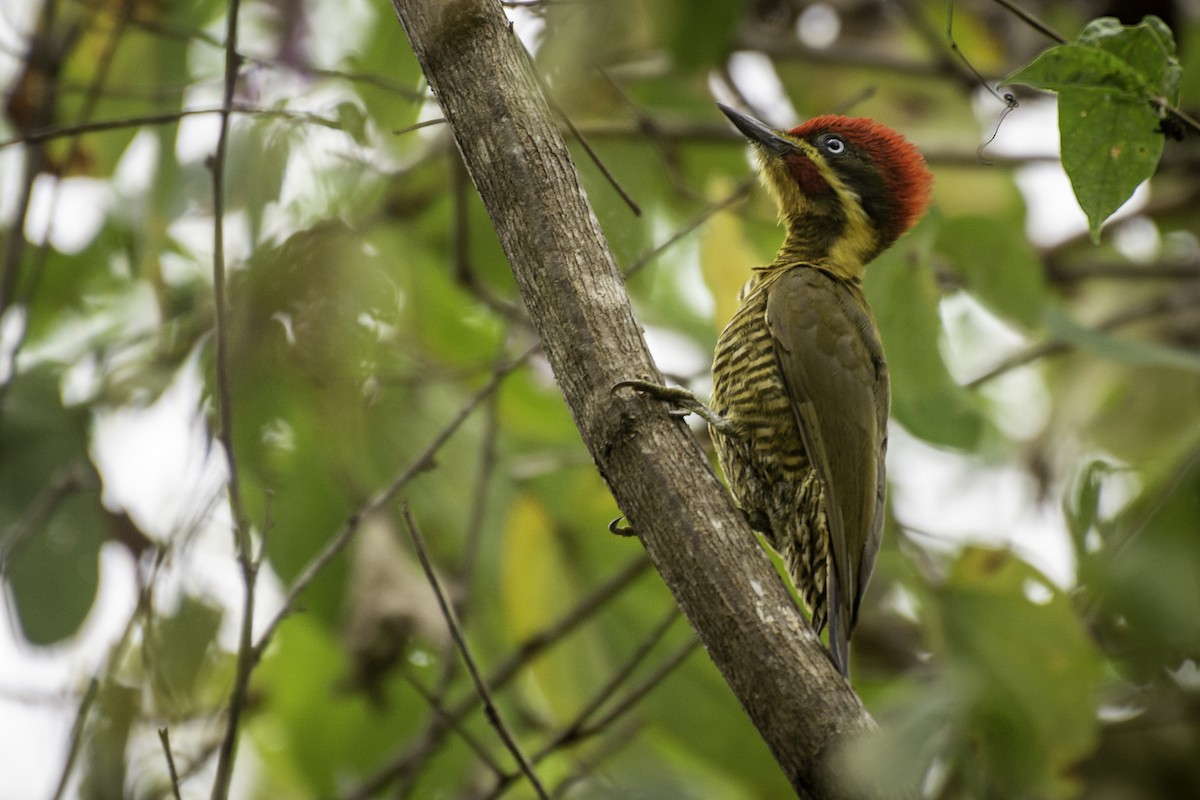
xmin=936 ymin=215 xmax=1049 ymax=330
xmin=1005 ymin=16 xmax=1181 ymax=240
xmin=1 ymin=366 xmax=104 ymax=644
xmin=866 ymin=221 xmax=990 ymax=450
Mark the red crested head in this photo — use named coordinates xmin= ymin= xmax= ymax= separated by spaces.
xmin=789 ymin=115 xmax=934 ymax=243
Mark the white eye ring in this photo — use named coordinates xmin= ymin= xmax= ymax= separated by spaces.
xmin=823 ymin=135 xmax=846 ymax=155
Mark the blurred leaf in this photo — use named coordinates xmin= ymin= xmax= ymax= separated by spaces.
xmin=936 ymin=215 xmax=1049 ymax=329
xmin=866 ymin=221 xmax=990 ymax=449
xmin=81 ymin=678 xmax=136 ymax=800
xmin=502 ymin=493 xmax=598 ymax=717
xmin=650 ymin=0 xmax=743 ymax=70
xmin=935 ymin=548 xmax=1104 ymax=798
xmin=865 ymin=548 xmax=1105 ymax=798
xmin=1005 ymin=16 xmax=1180 ymax=240
xmin=335 ymin=100 xmax=369 ymax=146
xmin=700 ymin=178 xmax=757 ymax=333
xmin=1063 ymin=458 xmax=1117 ymax=560
xmin=252 ymin=616 xmax=423 ymax=796
xmin=1045 ymin=306 xmax=1200 ymax=373
xmin=151 ymin=594 xmax=223 ymax=710
xmin=1086 ymin=453 xmax=1200 ymax=675
xmin=1 ymin=366 xmax=103 ymax=644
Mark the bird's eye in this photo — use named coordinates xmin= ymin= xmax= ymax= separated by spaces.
xmin=821 ymin=135 xmax=847 ymax=155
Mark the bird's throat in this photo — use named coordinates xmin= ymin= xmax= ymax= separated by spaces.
xmin=771 ymin=215 xmax=875 ymax=282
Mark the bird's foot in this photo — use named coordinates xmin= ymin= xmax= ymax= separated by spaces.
xmin=611 ymin=379 xmax=736 ymax=436
xmin=608 ymin=516 xmax=637 ymax=537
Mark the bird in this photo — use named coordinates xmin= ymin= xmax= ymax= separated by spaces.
xmin=617 ymin=104 xmax=932 ymax=676
xmin=710 ymin=103 xmax=932 ymax=676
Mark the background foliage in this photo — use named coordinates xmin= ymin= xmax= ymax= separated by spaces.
xmin=2 ymin=0 xmax=1199 ymax=798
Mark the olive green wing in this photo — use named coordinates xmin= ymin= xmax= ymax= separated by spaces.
xmin=765 ymin=267 xmax=888 ymax=675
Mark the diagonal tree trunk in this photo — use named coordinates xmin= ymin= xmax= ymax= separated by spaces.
xmin=390 ymin=1 xmax=875 ymax=796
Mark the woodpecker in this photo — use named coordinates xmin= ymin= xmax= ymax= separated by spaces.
xmin=618 ymin=105 xmax=932 ymax=676
xmin=711 ymin=104 xmax=932 ymax=675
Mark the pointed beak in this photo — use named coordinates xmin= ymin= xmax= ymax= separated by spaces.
xmin=718 ymin=103 xmax=795 ymax=156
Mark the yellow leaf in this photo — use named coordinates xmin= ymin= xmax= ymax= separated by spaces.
xmin=501 ymin=494 xmax=591 ymax=717
xmin=700 ymin=177 xmax=758 ymax=333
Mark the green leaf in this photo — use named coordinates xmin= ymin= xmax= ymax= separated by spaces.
xmin=81 ymin=678 xmax=137 ymax=800
xmin=866 ymin=221 xmax=990 ymax=449
xmin=1089 ymin=457 xmax=1200 ymax=676
xmin=1059 ymin=88 xmax=1163 ymax=239
xmin=1004 ymin=16 xmax=1180 ymax=241
xmin=1 ymin=367 xmax=103 ymax=644
xmin=151 ymin=595 xmax=224 ymax=709
xmin=936 ymin=215 xmax=1048 ymax=329
xmin=654 ymin=0 xmax=745 ymax=70
xmin=1006 ymin=44 xmax=1150 ymax=96
xmin=937 ymin=549 xmax=1104 ymax=798
xmin=1079 ymin=16 xmax=1181 ymax=99
xmin=1045 ymin=306 xmax=1200 ymax=373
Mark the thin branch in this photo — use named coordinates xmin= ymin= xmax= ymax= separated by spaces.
xmin=624 ymin=177 xmax=754 ymax=278
xmin=158 ymin=728 xmax=184 ymax=800
xmin=49 ymin=677 xmax=99 ymax=800
xmin=990 ymin=0 xmax=1067 ymax=44
xmin=401 ymin=503 xmax=551 ymax=800
xmin=548 ymin=718 xmax=643 ymax=799
xmin=1047 ymin=258 xmax=1200 ymax=283
xmin=207 ymin=0 xmax=255 ymax=797
xmin=545 ymin=91 xmax=641 ymax=216
xmin=401 ymin=670 xmax=506 ymax=778
xmin=966 ymin=285 xmax=1200 ymax=388
xmin=253 ymin=343 xmax=536 ymax=657
xmin=573 ymin=636 xmax=701 ymax=742
xmin=0 ymin=104 xmax=341 ymax=150
xmin=484 ymin=607 xmax=685 ymax=799
xmin=533 ymin=609 xmax=684 ymax=760
xmin=499 ymin=634 xmax=702 ymax=800
xmin=456 ymin=387 xmax=502 ymax=614
xmin=450 ymin=154 xmax=526 ymax=319
xmin=344 ymin=553 xmax=653 ymax=799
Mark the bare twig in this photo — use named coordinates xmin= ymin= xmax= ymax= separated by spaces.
xmin=401 ymin=503 xmax=551 ymax=800
xmin=49 ymin=677 xmax=99 ymax=800
xmin=547 ymin=93 xmax=642 ymax=216
xmin=344 ymin=553 xmax=653 ymax=799
xmin=401 ymin=670 xmax=506 ymax=778
xmin=583 ymin=636 xmax=700 ymax=734
xmin=158 ymin=728 xmax=184 ymax=800
xmin=966 ymin=285 xmax=1200 ymax=388
xmin=990 ymin=0 xmax=1067 ymax=44
xmin=253 ymin=343 xmax=536 ymax=656
xmin=484 ymin=607 xmax=685 ymax=798
xmin=548 ymin=718 xmax=643 ymax=799
xmin=0 ymin=104 xmax=343 ymax=150
xmin=450 ymin=156 xmax=526 ymax=319
xmin=624 ymin=177 xmax=754 ymax=278
xmin=207 ymin=1 xmax=257 ymax=797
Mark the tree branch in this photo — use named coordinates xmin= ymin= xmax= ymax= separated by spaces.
xmin=389 ymin=1 xmax=873 ymax=797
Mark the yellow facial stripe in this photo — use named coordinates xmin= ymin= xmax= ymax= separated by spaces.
xmin=755 ymin=140 xmax=879 ymax=280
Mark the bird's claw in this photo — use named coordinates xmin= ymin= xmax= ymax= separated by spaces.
xmin=611 ymin=379 xmax=735 ymax=435
xmin=608 ymin=516 xmax=636 ymax=537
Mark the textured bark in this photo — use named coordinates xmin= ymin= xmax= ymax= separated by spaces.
xmin=391 ymin=1 xmax=874 ymax=795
